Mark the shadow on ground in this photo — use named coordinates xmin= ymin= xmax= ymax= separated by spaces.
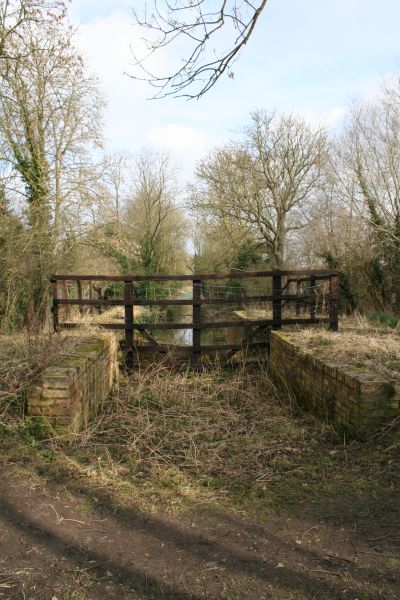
xmin=0 ymin=451 xmax=399 ymax=599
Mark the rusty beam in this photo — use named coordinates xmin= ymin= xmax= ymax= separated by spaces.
xmin=50 ymin=269 xmax=338 ymax=283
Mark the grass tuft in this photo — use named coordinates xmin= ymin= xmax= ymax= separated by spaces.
xmin=287 ymin=314 xmax=400 ymax=384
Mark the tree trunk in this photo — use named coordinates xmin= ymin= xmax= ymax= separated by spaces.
xmin=27 ymin=179 xmax=53 ymax=328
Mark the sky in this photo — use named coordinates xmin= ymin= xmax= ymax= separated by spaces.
xmin=69 ymin=0 xmax=400 ymax=183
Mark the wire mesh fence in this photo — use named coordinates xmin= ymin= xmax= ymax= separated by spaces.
xmin=50 ymin=269 xmax=339 ymax=368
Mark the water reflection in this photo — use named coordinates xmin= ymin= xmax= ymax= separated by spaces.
xmin=168 ymin=289 xmax=242 ymax=347
xmin=144 ymin=287 xmax=246 ymax=347
xmin=172 ymin=288 xmax=193 ymax=346
xmin=158 ymin=288 xmax=229 ymax=347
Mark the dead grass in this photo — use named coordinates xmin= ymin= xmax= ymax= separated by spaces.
xmin=88 ymin=358 xmax=292 ymax=481
xmin=1 ymin=316 xmax=399 ymax=516
xmin=287 ymin=314 xmax=400 ymax=383
xmin=1 ymin=321 xmax=400 ymax=599
xmin=0 ymin=330 xmax=337 ymax=517
xmin=32 ymin=352 xmax=339 ymax=516
xmin=0 ymin=326 xmax=112 ymax=423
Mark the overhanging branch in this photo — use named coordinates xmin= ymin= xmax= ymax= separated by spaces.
xmin=129 ymin=0 xmax=269 ymax=99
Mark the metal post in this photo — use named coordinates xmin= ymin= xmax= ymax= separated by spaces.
xmin=329 ymin=274 xmax=339 ymax=331
xmin=192 ymin=278 xmax=202 ymax=360
xmin=124 ymin=280 xmax=134 ymax=370
xmin=272 ymin=271 xmax=282 ymax=330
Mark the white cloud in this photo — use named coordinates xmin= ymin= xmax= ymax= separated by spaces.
xmin=145 ymin=123 xmax=216 ymax=181
xmin=69 ymin=0 xmax=400 ymax=183
xmin=298 ymin=105 xmax=347 ymax=129
xmin=146 ymin=123 xmax=211 ymax=155
xmin=325 ymin=106 xmax=346 ymax=126
xmin=75 ymin=10 xmax=173 ymax=151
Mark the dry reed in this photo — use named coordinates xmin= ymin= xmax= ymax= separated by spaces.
xmin=0 ymin=326 xmax=108 ymax=421
xmin=288 ymin=314 xmax=400 ymax=384
xmin=49 ymin=353 xmax=329 ymax=495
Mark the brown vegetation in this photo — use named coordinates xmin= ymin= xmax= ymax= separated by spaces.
xmin=1 ymin=330 xmax=400 ymax=598
xmin=288 ymin=315 xmax=400 ymax=385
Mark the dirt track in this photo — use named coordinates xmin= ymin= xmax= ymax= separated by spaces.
xmin=1 ymin=458 xmax=399 ymax=600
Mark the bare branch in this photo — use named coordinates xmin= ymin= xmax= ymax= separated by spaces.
xmin=190 ymin=111 xmax=325 ymax=267
xmin=129 ymin=0 xmax=268 ymax=99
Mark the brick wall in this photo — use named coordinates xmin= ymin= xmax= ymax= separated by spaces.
xmin=27 ymin=336 xmax=118 ymax=434
xmin=269 ymin=331 xmax=399 ymax=439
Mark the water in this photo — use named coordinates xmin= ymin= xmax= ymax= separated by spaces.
xmin=96 ymin=286 xmax=246 ymax=349
xmin=168 ymin=289 xmax=242 ymax=347
xmin=173 ymin=288 xmax=193 ymax=346
xmin=158 ymin=288 xmax=231 ymax=347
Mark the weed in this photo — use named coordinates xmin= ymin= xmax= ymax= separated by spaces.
xmin=1 ymin=323 xmax=400 ymax=600
xmin=41 ymin=448 xmax=56 ymax=462
xmin=368 ymin=311 xmax=399 ymax=329
xmin=21 ymin=418 xmax=47 ymax=445
xmin=288 ymin=316 xmax=400 ymax=384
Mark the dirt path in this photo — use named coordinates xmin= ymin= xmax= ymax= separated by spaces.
xmin=0 ymin=454 xmax=399 ymax=600
xmin=1 ymin=354 xmax=400 ymax=599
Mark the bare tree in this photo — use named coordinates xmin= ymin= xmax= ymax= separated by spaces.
xmin=125 ymin=151 xmax=187 ymax=274
xmin=0 ymin=11 xmax=104 ymax=324
xmin=97 ymin=152 xmax=131 ymax=222
xmin=0 ymin=188 xmax=26 ymax=328
xmin=0 ymin=0 xmax=66 ymax=60
xmin=334 ymin=80 xmax=400 ymax=308
xmin=130 ymin=0 xmax=269 ymax=99
xmin=191 ymin=110 xmax=325 ymax=267
xmin=193 ymin=218 xmax=262 ymax=273
xmin=49 ymin=66 xmax=104 ymax=252
xmin=339 ymin=87 xmax=400 ymax=243
xmin=84 ymin=153 xmax=142 ymax=273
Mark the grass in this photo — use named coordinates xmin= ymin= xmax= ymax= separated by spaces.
xmin=1 ymin=322 xmax=400 ymax=519
xmin=0 ymin=330 xmax=336 ymax=515
xmin=368 ymin=311 xmax=399 ymax=329
xmin=48 ymin=354 xmax=326 ymax=512
xmin=0 ymin=326 xmax=114 ymax=426
xmin=286 ymin=313 xmax=400 ymax=384
xmin=1 ymin=325 xmax=400 ymax=598
xmin=1 ymin=351 xmax=394 ymax=517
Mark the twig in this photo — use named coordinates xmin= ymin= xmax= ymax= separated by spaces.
xmin=368 ymin=533 xmax=393 ymax=542
xmin=75 ymin=560 xmax=111 ymax=572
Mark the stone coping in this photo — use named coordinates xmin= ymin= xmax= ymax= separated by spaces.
xmin=27 ymin=336 xmax=118 ymax=435
xmin=269 ymin=331 xmax=399 ymax=438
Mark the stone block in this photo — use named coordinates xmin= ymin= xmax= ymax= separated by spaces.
xmin=27 ymin=335 xmax=118 ymax=435
xmin=269 ymin=331 xmax=400 ymax=439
